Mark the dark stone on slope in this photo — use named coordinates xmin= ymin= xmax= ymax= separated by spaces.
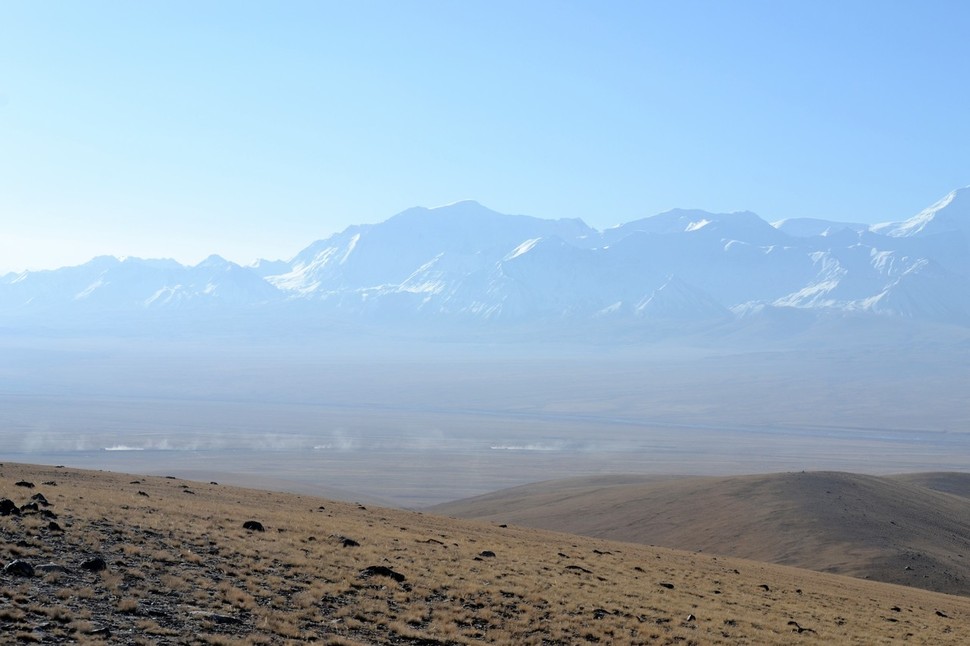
xmin=0 ymin=498 xmax=18 ymax=516
xmin=15 ymin=480 xmax=34 ymax=488
xmin=31 ymin=493 xmax=49 ymax=506
xmin=359 ymin=565 xmax=406 ymax=583
xmin=80 ymin=556 xmax=107 ymax=572
xmin=565 ymin=565 xmax=593 ymax=574
xmin=4 ymin=560 xmax=35 ymax=577
xmin=243 ymin=520 xmax=265 ymax=532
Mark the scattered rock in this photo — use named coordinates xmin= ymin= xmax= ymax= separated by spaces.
xmin=593 ymin=608 xmax=610 ymax=619
xmin=47 ymin=521 xmax=63 ymax=532
xmin=936 ymin=610 xmax=949 ymax=618
xmin=15 ymin=480 xmax=35 ymax=488
xmin=4 ymin=560 xmax=35 ymax=577
xmin=40 ymin=509 xmax=57 ymax=519
xmin=788 ymin=621 xmax=817 ymax=634
xmin=659 ymin=582 xmax=674 ymax=589
xmin=340 ymin=537 xmax=360 ymax=547
xmin=42 ymin=481 xmax=57 ymax=486
xmin=80 ymin=556 xmax=107 ymax=572
xmin=891 ymin=606 xmax=901 ymax=612
xmin=478 ymin=550 xmax=496 ymax=558
xmin=243 ymin=520 xmax=265 ymax=532
xmin=686 ymin=614 xmax=696 ymax=622
xmin=138 ymin=491 xmax=150 ymax=497
xmin=759 ymin=584 xmax=770 ymax=592
xmin=565 ymin=565 xmax=593 ymax=574
xmin=20 ymin=502 xmax=39 ymax=513
xmin=87 ymin=626 xmax=111 ymax=637
xmin=31 ymin=493 xmax=49 ymax=506
xmin=0 ymin=498 xmax=19 ymax=516
xmin=359 ymin=565 xmax=406 ymax=583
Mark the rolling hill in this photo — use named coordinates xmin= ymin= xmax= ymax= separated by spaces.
xmin=430 ymin=471 xmax=970 ymax=597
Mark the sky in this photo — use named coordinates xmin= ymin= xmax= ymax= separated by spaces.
xmin=2 ymin=1 xmax=970 ymax=273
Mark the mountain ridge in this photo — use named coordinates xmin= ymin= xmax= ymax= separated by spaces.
xmin=4 ymin=188 xmax=970 ymax=337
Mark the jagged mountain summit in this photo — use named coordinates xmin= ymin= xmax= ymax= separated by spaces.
xmin=3 ymin=190 xmax=970 ymax=338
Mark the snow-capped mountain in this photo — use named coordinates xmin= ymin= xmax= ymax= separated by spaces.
xmin=0 ymin=255 xmax=281 ymax=319
xmin=872 ymin=186 xmax=970 ymax=238
xmin=3 ymin=189 xmax=970 ymax=338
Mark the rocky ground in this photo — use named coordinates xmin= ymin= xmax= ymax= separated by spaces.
xmin=4 ymin=463 xmax=970 ymax=644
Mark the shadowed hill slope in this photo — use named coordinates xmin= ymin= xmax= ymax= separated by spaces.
xmin=889 ymin=472 xmax=970 ymax=499
xmin=430 ymin=471 xmax=970 ymax=597
xmin=4 ymin=464 xmax=970 ymax=644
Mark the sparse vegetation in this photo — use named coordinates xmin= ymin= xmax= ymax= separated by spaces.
xmin=3 ymin=463 xmax=970 ymax=644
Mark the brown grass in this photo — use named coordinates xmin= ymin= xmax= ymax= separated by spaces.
xmin=431 ymin=471 xmax=970 ymax=596
xmin=2 ymin=462 xmax=970 ymax=644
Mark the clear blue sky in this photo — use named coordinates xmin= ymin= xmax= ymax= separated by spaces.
xmin=2 ymin=1 xmax=969 ymax=272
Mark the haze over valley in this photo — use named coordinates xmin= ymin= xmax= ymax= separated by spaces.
xmin=2 ymin=188 xmax=969 ymax=506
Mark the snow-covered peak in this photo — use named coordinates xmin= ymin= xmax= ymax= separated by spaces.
xmin=195 ymin=254 xmax=232 ymax=269
xmin=604 ymin=208 xmax=786 ymax=246
xmin=772 ymin=217 xmax=868 ymax=237
xmin=250 ymin=258 xmax=291 ymax=278
xmin=872 ymin=186 xmax=970 ymax=237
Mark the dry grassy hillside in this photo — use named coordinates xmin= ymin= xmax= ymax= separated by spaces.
xmin=3 ymin=464 xmax=970 ymax=645
xmin=889 ymin=473 xmax=970 ymax=499
xmin=430 ymin=472 xmax=970 ymax=597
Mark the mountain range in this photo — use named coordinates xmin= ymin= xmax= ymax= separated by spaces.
xmin=4 ymin=187 xmax=970 ymax=339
